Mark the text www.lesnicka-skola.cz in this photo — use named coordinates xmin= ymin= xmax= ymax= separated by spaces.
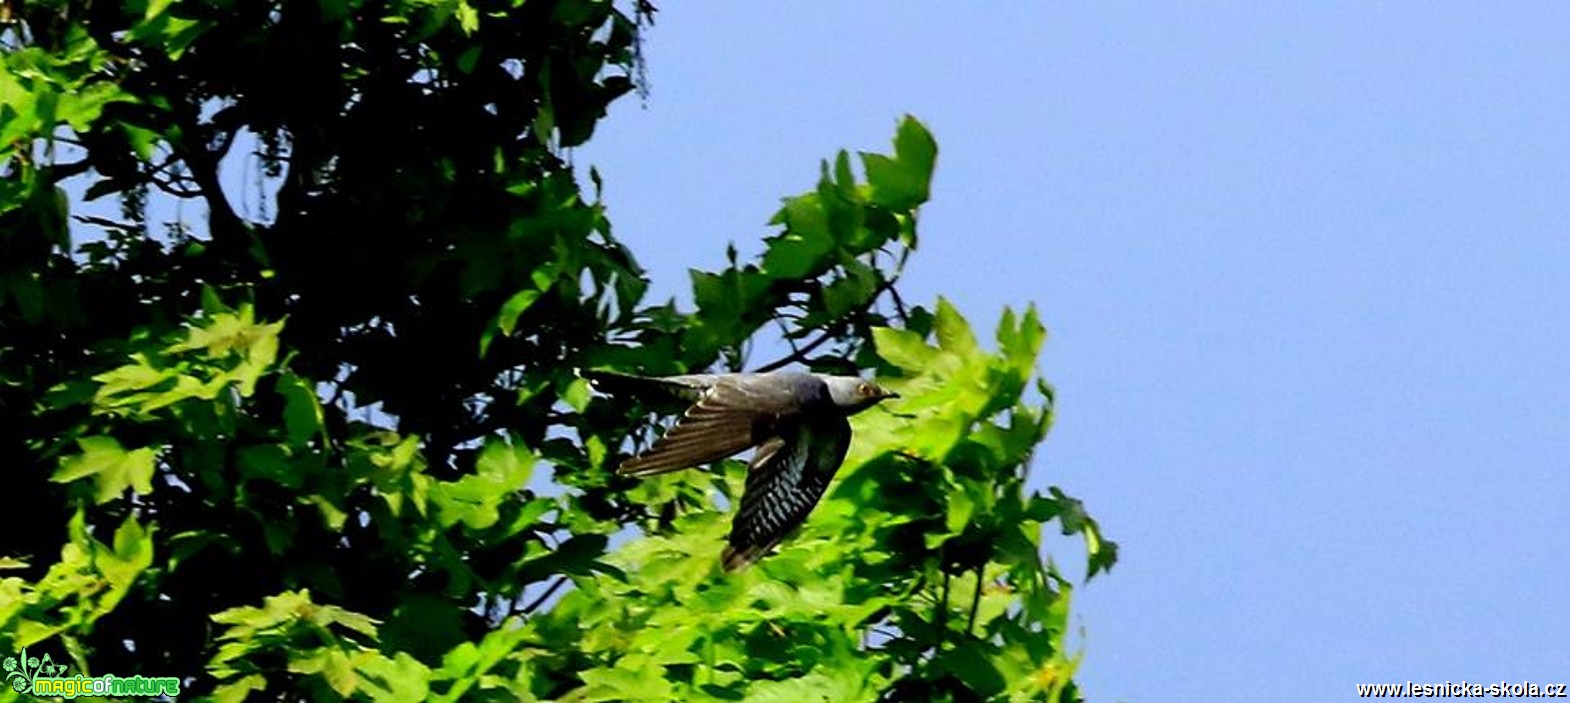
xmin=1356 ymin=682 xmax=1567 ymax=698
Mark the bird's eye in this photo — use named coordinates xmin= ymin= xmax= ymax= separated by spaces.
xmin=858 ymin=383 xmax=873 ymax=396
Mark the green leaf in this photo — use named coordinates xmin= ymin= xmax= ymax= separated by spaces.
xmin=288 ymin=649 xmax=357 ymax=695
xmin=933 ymin=297 xmax=981 ymax=360
xmin=121 ymin=124 xmax=162 ymax=161
xmin=456 ymin=0 xmax=479 ymax=34
xmin=1031 ymin=487 xmax=1119 ymax=579
xmin=497 ymin=288 xmax=543 ymax=336
xmin=872 ymin=327 xmax=936 ymax=371
xmin=105 ymin=514 xmax=156 ymax=584
xmin=821 ymin=260 xmax=878 ymax=318
xmin=279 ymin=374 xmax=325 ymax=447
xmin=1024 ymin=494 xmax=1061 ymax=523
xmin=211 ymin=674 xmax=268 ymax=703
xmin=144 ymin=0 xmax=176 ymax=20
xmin=237 ymin=444 xmax=302 ymax=489
xmin=562 ymin=377 xmax=592 ymax=413
xmin=577 ymin=661 xmax=674 ymax=701
xmin=431 ymin=439 xmax=535 ymax=529
xmin=689 ymin=266 xmax=772 ymax=349
xmin=456 ymin=46 xmax=482 ymax=74
xmin=935 ymin=643 xmax=1007 ymax=698
xmin=51 ymin=436 xmax=158 ymax=504
xmin=357 ymin=652 xmax=432 ymax=703
xmin=744 ymin=667 xmax=872 ymax=703
xmin=476 ymin=438 xmax=535 ymax=486
xmin=1087 ymin=536 xmax=1119 ymax=581
xmin=482 ymin=286 xmax=547 ymax=356
xmin=58 ymin=81 xmax=130 ymax=131
xmin=762 ymin=196 xmax=836 ymax=279
xmin=382 ymin=594 xmax=467 ymax=663
xmin=519 ymin=533 xmax=609 ymax=579
xmin=862 ymin=115 xmax=937 ymax=210
xmin=945 ymin=480 xmax=977 ymax=535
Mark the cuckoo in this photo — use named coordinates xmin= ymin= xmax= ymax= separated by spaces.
xmin=582 ymin=369 xmax=898 ymax=570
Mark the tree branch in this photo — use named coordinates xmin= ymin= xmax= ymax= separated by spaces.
xmin=521 ymin=576 xmax=568 ymax=615
xmin=966 ymin=564 xmax=984 ymax=635
xmin=933 ymin=569 xmax=950 ymax=656
xmin=885 ymin=279 xmax=911 ymax=326
xmin=165 ymin=90 xmax=247 ymax=248
xmin=73 ymin=214 xmax=138 ymax=233
xmin=44 ymin=158 xmax=92 ymax=181
xmin=147 ymin=174 xmax=203 ymax=198
xmin=754 ymin=262 xmax=910 ymax=372
xmin=754 ymin=325 xmax=835 ymax=372
xmin=772 ymin=314 xmax=802 ymax=355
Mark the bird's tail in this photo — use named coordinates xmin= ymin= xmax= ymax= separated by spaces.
xmin=720 ymin=542 xmax=775 ymax=572
xmin=577 ymin=368 xmax=706 ymax=402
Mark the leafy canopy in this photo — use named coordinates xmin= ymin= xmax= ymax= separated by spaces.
xmin=1 ymin=0 xmax=1114 ymax=699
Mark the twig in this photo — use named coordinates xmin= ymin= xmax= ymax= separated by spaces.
xmin=148 ymin=175 xmax=203 ymax=198
xmin=521 ymin=576 xmax=567 ymax=615
xmin=47 ymin=159 xmax=92 ymax=181
xmin=885 ymin=282 xmax=911 ymax=326
xmin=168 ymin=94 xmax=245 ymax=245
xmin=145 ymin=152 xmax=186 ymax=178
xmin=772 ymin=315 xmax=802 ymax=356
xmin=934 ymin=569 xmax=950 ymax=656
xmin=754 ymin=263 xmax=906 ymax=371
xmin=755 ymin=325 xmax=836 ymax=372
xmin=966 ymin=564 xmax=984 ymax=635
xmin=73 ymin=214 xmax=138 ymax=233
xmin=882 ymin=246 xmax=913 ymax=324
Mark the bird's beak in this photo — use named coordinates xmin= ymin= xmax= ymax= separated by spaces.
xmin=882 ymin=389 xmax=901 ymax=399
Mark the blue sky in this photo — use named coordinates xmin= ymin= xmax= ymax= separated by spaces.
xmin=579 ymin=3 xmax=1570 ymax=701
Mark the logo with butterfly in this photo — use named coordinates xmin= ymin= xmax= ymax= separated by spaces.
xmin=3 ymin=646 xmax=180 ymax=698
xmin=4 ymin=647 xmax=67 ymax=694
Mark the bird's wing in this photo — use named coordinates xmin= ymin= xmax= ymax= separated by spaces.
xmin=619 ymin=380 xmax=782 ymax=476
xmin=721 ymin=415 xmax=852 ymax=571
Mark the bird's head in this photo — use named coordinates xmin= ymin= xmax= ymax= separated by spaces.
xmin=822 ymin=376 xmax=899 ymax=414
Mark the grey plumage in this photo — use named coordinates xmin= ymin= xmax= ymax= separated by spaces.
xmin=582 ymin=369 xmax=897 ymax=570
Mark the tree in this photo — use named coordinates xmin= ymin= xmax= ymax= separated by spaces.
xmin=0 ymin=0 xmax=1115 ymax=699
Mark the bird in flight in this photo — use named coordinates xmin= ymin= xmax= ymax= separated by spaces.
xmin=581 ymin=369 xmax=898 ymax=571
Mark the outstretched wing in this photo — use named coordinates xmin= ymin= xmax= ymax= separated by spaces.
xmin=721 ymin=416 xmax=852 ymax=571
xmin=619 ymin=380 xmax=778 ymax=476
